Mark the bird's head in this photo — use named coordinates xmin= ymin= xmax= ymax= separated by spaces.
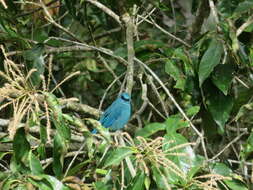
xmin=120 ymin=92 xmax=130 ymax=102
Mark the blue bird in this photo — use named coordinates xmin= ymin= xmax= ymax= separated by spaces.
xmin=92 ymin=92 xmax=131 ymax=134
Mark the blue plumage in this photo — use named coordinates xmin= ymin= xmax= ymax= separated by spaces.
xmin=92 ymin=92 xmax=131 ymax=134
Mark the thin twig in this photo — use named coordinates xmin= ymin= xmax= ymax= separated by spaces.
xmin=134 ymin=58 xmax=208 ymax=160
xmin=99 ymin=73 xmax=125 ymax=112
xmin=64 ymin=142 xmax=86 ymax=178
xmin=137 ymin=15 xmax=191 ymax=48
xmin=234 ymin=76 xmax=250 ymax=89
xmin=236 ymin=15 xmax=253 ymax=37
xmin=209 ymin=131 xmax=247 ymax=161
xmin=146 ymin=74 xmax=169 ymax=117
xmin=85 ymin=0 xmax=122 ymax=26
xmin=39 ymin=0 xmax=82 ymax=42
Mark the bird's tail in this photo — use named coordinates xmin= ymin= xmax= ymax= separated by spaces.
xmin=91 ymin=129 xmax=97 ymax=134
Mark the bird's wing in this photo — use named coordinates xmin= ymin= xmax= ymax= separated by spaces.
xmin=99 ymin=98 xmax=122 ymax=128
xmin=110 ymin=103 xmax=131 ymax=131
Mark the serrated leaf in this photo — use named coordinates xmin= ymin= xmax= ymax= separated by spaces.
xmin=211 ymin=64 xmax=234 ymax=95
xmin=104 ymin=147 xmax=134 ymax=167
xmin=199 ymin=39 xmax=223 ymax=86
xmin=135 ymin=123 xmax=166 ymax=138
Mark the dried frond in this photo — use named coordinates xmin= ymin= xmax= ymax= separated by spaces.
xmin=134 ymin=136 xmax=190 ymax=179
xmin=25 ymin=69 xmax=38 ymax=82
xmin=191 ymin=174 xmax=231 ymax=190
xmin=51 ymin=71 xmax=80 ymax=93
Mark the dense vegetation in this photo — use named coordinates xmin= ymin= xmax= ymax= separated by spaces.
xmin=0 ymin=0 xmax=253 ymax=189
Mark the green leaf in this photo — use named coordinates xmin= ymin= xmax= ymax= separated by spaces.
xmin=126 ymin=171 xmax=145 ymax=190
xmin=45 ymin=93 xmax=71 ymax=141
xmin=29 ymin=175 xmax=70 ymax=190
xmin=165 ymin=59 xmax=185 ymax=90
xmin=104 ymin=147 xmax=134 ymax=167
xmin=241 ymin=129 xmax=253 ymax=159
xmin=151 ymin=166 xmax=169 ymax=190
xmin=211 ymin=64 xmax=234 ymax=95
xmin=224 ymin=179 xmax=248 ymax=190
xmin=165 ymin=60 xmax=181 ymax=80
xmin=53 ymin=133 xmax=67 ymax=179
xmin=23 ymin=44 xmax=45 ymax=87
xmin=165 ymin=115 xmax=189 ymax=133
xmin=67 ymin=160 xmax=90 ymax=176
xmin=29 ymin=151 xmax=44 ymax=175
xmin=13 ymin=127 xmax=30 ymax=166
xmin=198 ymin=39 xmax=223 ymax=86
xmin=135 ymin=123 xmax=166 ymax=138
xmin=206 ymin=92 xmax=234 ymax=134
xmin=233 ymin=0 xmax=253 ymax=16
xmin=64 ymin=0 xmax=77 ymax=18
xmin=211 ymin=163 xmax=232 ymax=176
xmin=94 ymin=182 xmax=111 ymax=190
xmin=186 ymin=106 xmax=200 ymax=117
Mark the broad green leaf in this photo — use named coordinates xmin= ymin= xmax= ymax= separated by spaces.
xmin=53 ymin=133 xmax=66 ymax=179
xmin=45 ymin=93 xmax=71 ymax=141
xmin=224 ymin=179 xmax=248 ymax=190
xmin=165 ymin=59 xmax=185 ymax=90
xmin=23 ymin=44 xmax=45 ymax=87
xmin=207 ymin=92 xmax=233 ymax=134
xmin=187 ymin=155 xmax=205 ymax=179
xmin=233 ymin=0 xmax=253 ymax=16
xmin=104 ymin=147 xmax=134 ymax=167
xmin=29 ymin=175 xmax=70 ymax=190
xmin=165 ymin=115 xmax=189 ymax=133
xmin=151 ymin=166 xmax=169 ymax=190
xmin=28 ymin=151 xmax=44 ymax=175
xmin=164 ymin=133 xmax=194 ymax=178
xmin=135 ymin=123 xmax=166 ymax=138
xmin=126 ymin=171 xmax=145 ymax=190
xmin=13 ymin=127 xmax=30 ymax=165
xmin=199 ymin=39 xmax=223 ymax=86
xmin=211 ymin=64 xmax=235 ymax=95
xmin=67 ymin=160 xmax=90 ymax=176
xmin=165 ymin=60 xmax=181 ymax=80
xmin=241 ymin=130 xmax=253 ymax=159
xmin=94 ymin=182 xmax=111 ymax=190
xmin=186 ymin=106 xmax=200 ymax=117
xmin=211 ymin=163 xmax=232 ymax=176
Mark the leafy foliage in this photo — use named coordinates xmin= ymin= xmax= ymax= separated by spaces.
xmin=0 ymin=0 xmax=253 ymax=189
